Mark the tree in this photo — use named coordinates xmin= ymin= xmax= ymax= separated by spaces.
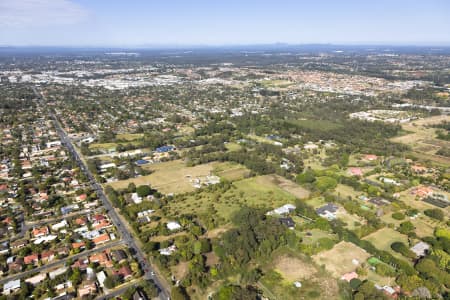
xmin=128 ymin=182 xmax=136 ymax=193
xmin=391 ymin=242 xmax=416 ymax=259
xmin=171 ymin=286 xmax=190 ymax=300
xmin=350 ymin=278 xmax=362 ymax=290
xmin=136 ymin=185 xmax=152 ymax=197
xmin=104 ymin=275 xmax=121 ymax=289
xmin=297 ymin=170 xmax=315 ymax=184
xmin=314 ymin=176 xmax=337 ymax=192
xmin=392 ymin=212 xmax=405 ymax=220
xmin=424 ymin=209 xmax=444 ymax=221
xmin=398 ymin=221 xmax=415 ymax=234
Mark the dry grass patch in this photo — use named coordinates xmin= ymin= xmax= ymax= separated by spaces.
xmin=171 ymin=261 xmax=189 ymax=281
xmin=268 ymin=174 xmax=310 ymax=199
xmin=109 ymin=160 xmax=216 ymax=194
xmin=274 ymin=255 xmax=317 ymax=281
xmin=312 ymin=241 xmax=370 ymax=277
xmin=205 ymin=252 xmax=219 ymax=267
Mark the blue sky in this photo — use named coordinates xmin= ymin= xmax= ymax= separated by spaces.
xmin=0 ymin=0 xmax=449 ymax=46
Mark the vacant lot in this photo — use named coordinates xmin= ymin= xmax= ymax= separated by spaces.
xmin=362 ymin=228 xmax=410 ymax=261
xmin=109 ymin=160 xmax=215 ymax=194
xmin=116 ymin=133 xmax=143 ymax=141
xmin=274 ymin=255 xmax=317 ymax=281
xmin=312 ymin=241 xmax=370 ymax=277
xmin=212 ymin=161 xmax=250 ymax=181
xmin=260 ymin=249 xmax=339 ymax=300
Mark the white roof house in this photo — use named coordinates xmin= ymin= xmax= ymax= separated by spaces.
xmin=49 ymin=267 xmax=68 ymax=280
xmin=3 ymin=279 xmax=20 ymax=295
xmin=51 ymin=219 xmax=68 ymax=231
xmin=167 ymin=221 xmax=182 ymax=231
xmin=97 ymin=271 xmax=107 ymax=288
xmin=25 ymin=273 xmax=47 ymax=286
xmin=159 ymin=245 xmax=177 ymax=256
xmin=267 ymin=204 xmax=296 ymax=216
xmin=131 ymin=193 xmax=142 ymax=204
xmin=410 ymin=242 xmax=430 ymax=257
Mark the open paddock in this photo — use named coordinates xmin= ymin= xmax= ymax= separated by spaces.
xmin=362 ymin=228 xmax=410 ymax=261
xmin=312 ymin=241 xmax=370 ymax=277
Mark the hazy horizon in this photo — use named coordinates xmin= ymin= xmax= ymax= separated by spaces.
xmin=1 ymin=0 xmax=449 ymax=47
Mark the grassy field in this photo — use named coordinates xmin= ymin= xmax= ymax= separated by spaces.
xmin=362 ymin=228 xmax=410 ymax=261
xmin=212 ymin=161 xmax=250 ymax=181
xmin=109 ymin=160 xmax=216 ymax=194
xmin=266 ymin=174 xmax=310 ymax=199
xmin=259 ymin=248 xmax=339 ymax=300
xmin=224 ymin=142 xmax=242 ymax=152
xmin=391 ymin=115 xmax=450 ymax=166
xmin=306 ymin=197 xmax=327 ymax=209
xmin=116 ymin=133 xmax=144 ymax=141
xmin=166 ymin=175 xmax=298 ymax=221
xmin=312 ymin=241 xmax=370 ymax=277
xmin=89 ymin=142 xmax=118 ymax=151
xmin=336 ymin=208 xmax=366 ymax=230
xmin=334 ymin=184 xmax=361 ymax=200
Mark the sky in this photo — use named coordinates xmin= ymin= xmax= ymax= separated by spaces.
xmin=0 ymin=0 xmax=449 ymax=47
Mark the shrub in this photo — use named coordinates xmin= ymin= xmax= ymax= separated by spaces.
xmin=392 ymin=212 xmax=405 ymax=220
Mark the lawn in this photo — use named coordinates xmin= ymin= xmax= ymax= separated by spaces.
xmin=362 ymin=228 xmax=410 ymax=261
xmin=224 ymin=142 xmax=242 ymax=152
xmin=166 ymin=175 xmax=298 ymax=222
xmin=312 ymin=241 xmax=370 ymax=277
xmin=334 ymin=184 xmax=361 ymax=200
xmin=306 ymin=197 xmax=327 ymax=209
xmin=299 ymin=229 xmax=338 ymax=245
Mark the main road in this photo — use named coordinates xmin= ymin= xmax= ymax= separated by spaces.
xmin=32 ymin=87 xmax=170 ymax=300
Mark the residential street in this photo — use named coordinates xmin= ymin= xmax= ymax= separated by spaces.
xmin=32 ymin=87 xmax=170 ymax=300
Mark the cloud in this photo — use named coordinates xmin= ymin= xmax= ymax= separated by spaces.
xmin=0 ymin=0 xmax=89 ymax=27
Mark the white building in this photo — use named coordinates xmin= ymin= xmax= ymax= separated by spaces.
xmin=167 ymin=221 xmax=182 ymax=231
xmin=266 ymin=204 xmax=296 ymax=216
xmin=3 ymin=279 xmax=20 ymax=295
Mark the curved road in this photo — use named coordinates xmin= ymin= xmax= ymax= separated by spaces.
xmin=33 ymin=87 xmax=170 ymax=300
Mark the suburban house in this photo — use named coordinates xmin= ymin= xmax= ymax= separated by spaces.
xmin=78 ymin=281 xmax=97 ymax=298
xmin=316 ymin=203 xmax=339 ymax=220
xmin=32 ymin=226 xmax=49 ymax=238
xmin=266 ymin=204 xmax=296 ymax=216
xmin=3 ymin=279 xmax=21 ymax=295
xmin=279 ymin=217 xmax=295 ymax=229
xmin=24 ymin=253 xmax=39 ymax=265
xmin=410 ymin=242 xmax=430 ymax=258
xmin=93 ymin=233 xmax=111 ymax=245
xmin=167 ymin=221 xmax=182 ymax=231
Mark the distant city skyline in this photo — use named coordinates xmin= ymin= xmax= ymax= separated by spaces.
xmin=1 ymin=0 xmax=449 ymax=47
